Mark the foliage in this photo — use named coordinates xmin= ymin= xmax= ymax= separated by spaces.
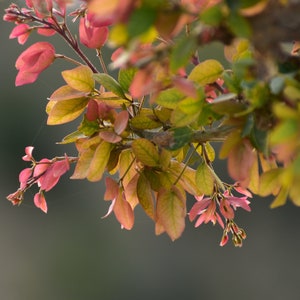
xmin=4 ymin=0 xmax=300 ymax=246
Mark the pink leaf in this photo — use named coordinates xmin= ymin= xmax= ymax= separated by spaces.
xmin=114 ymin=110 xmax=129 ymax=135
xmin=34 ymin=192 xmax=48 ymax=213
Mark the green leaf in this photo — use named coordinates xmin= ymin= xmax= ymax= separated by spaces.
xmin=93 ymin=73 xmax=127 ymax=99
xmin=127 ymin=6 xmax=156 ymax=38
xmin=178 ymin=97 xmax=203 ymax=115
xmin=137 ymin=173 xmax=155 ymax=220
xmin=87 ymin=141 xmax=113 ymax=182
xmin=200 ymin=5 xmax=223 ymax=26
xmin=46 ymin=98 xmax=89 ymax=125
xmin=58 ymin=130 xmax=86 ymax=144
xmin=62 ymin=65 xmax=94 ymax=92
xmin=195 ymin=163 xmax=215 ymax=195
xmin=78 ymin=115 xmax=99 ymax=136
xmin=156 ymin=186 xmax=186 ymax=241
xmin=227 ymin=12 xmax=252 ymax=38
xmin=171 ymin=107 xmax=199 ymax=127
xmin=132 ymin=139 xmax=160 ymax=167
xmin=188 ymin=59 xmax=224 ymax=86
xmin=118 ymin=67 xmax=137 ymax=92
xmin=168 ymin=126 xmax=194 ymax=150
xmin=170 ymin=35 xmax=198 ymax=72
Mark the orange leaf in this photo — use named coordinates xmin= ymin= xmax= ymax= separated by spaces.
xmin=114 ymin=190 xmax=134 ymax=230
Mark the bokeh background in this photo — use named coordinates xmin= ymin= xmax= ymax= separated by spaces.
xmin=1 ymin=1 xmax=300 ymax=299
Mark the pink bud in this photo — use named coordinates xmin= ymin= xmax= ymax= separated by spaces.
xmin=79 ymin=17 xmax=109 ymax=49
xmin=9 ymin=24 xmax=31 ymax=45
xmin=22 ymin=146 xmax=34 ymax=161
xmin=15 ymin=42 xmax=56 ymax=86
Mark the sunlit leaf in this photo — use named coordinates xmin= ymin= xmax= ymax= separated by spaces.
xmin=87 ymin=141 xmax=113 ymax=182
xmin=195 ymin=162 xmax=215 ymax=195
xmin=46 ymin=98 xmax=89 ymax=125
xmin=49 ymin=85 xmax=87 ymax=101
xmin=62 ymin=65 xmax=94 ymax=92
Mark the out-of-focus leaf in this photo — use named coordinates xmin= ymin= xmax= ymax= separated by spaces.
xmin=156 ymin=88 xmax=184 ymax=109
xmin=127 ymin=6 xmax=156 ymax=38
xmin=170 ymin=35 xmax=198 ymax=72
xmin=259 ymin=168 xmax=282 ymax=197
xmin=270 ymin=187 xmax=288 ymax=208
xmin=188 ymin=59 xmax=224 ymax=86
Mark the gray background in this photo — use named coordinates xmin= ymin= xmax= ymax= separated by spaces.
xmin=1 ymin=1 xmax=300 ymax=299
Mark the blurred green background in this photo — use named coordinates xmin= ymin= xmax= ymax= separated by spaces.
xmin=1 ymin=2 xmax=300 ymax=299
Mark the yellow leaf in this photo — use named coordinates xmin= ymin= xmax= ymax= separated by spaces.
xmin=195 ymin=163 xmax=215 ymax=195
xmin=259 ymin=169 xmax=282 ymax=197
xmin=46 ymin=98 xmax=89 ymax=125
xmin=188 ymin=59 xmax=224 ymax=86
xmin=87 ymin=141 xmax=113 ymax=182
xmin=49 ymin=85 xmax=87 ymax=101
xmin=62 ymin=65 xmax=94 ymax=92
xmin=270 ymin=188 xmax=288 ymax=208
xmin=137 ymin=173 xmax=155 ymax=220
xmin=131 ymin=138 xmax=160 ymax=167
